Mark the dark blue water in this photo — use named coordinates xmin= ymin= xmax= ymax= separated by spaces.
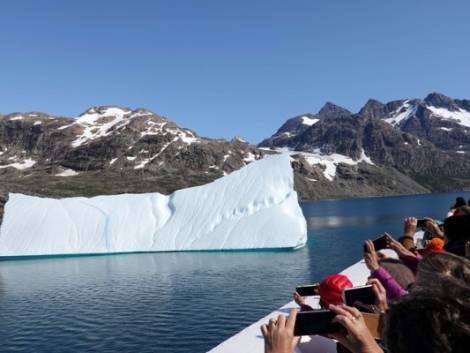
xmin=0 ymin=192 xmax=465 ymax=353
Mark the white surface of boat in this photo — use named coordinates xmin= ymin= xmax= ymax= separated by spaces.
xmin=208 ymin=254 xmax=384 ymax=353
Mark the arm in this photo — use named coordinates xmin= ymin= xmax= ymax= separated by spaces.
xmin=370 ymin=267 xmax=408 ymax=300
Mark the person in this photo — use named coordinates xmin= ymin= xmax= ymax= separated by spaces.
xmin=444 ymin=214 xmax=470 ymax=256
xmin=413 ymin=251 xmax=470 ymax=289
xmin=364 ymin=240 xmax=409 ymax=300
xmin=381 ymin=288 xmax=470 ymax=353
xmin=260 ymin=309 xmax=300 ymax=353
xmin=293 ymin=274 xmax=352 ymax=311
xmin=447 ymin=196 xmax=467 ymax=217
xmin=261 ymin=305 xmax=384 ymax=353
xmin=261 ymin=256 xmax=470 ymax=353
xmin=454 ymin=205 xmax=470 ymax=216
xmin=423 ymin=237 xmax=444 ymax=254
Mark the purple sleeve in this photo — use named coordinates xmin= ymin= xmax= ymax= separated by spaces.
xmin=371 ymin=267 xmax=408 ymax=300
xmin=300 ymin=304 xmax=314 ymax=311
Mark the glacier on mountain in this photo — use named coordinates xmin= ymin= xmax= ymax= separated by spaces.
xmin=0 ymin=154 xmax=307 ymax=257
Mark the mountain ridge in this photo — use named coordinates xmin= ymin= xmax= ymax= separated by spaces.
xmin=1 ymin=92 xmax=470 ymax=224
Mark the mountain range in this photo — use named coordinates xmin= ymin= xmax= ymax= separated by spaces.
xmin=1 ymin=92 xmax=470 ymax=222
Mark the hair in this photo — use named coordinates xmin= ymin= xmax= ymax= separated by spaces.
xmin=454 ymin=205 xmax=470 ymax=216
xmin=443 ymin=215 xmax=470 ymax=256
xmin=381 ymin=289 xmax=470 ymax=353
xmin=453 ymin=196 xmax=467 ymax=209
xmin=414 ymin=252 xmax=470 ymax=292
xmin=379 ymin=258 xmax=415 ymax=289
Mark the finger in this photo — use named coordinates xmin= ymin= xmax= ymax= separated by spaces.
xmin=292 ymin=335 xmax=301 ymax=348
xmin=329 ymin=304 xmax=352 ymax=317
xmin=328 ymin=332 xmax=348 ymax=346
xmin=371 ymin=282 xmax=381 ymax=298
xmin=368 ymin=279 xmax=386 ymax=295
xmin=260 ymin=324 xmax=269 ymax=338
xmin=269 ymin=318 xmax=276 ymax=330
xmin=286 ymin=308 xmax=298 ymax=330
xmin=338 ymin=304 xmax=362 ymax=319
xmin=277 ymin=314 xmax=286 ymax=328
xmin=332 ymin=314 xmax=356 ymax=332
xmin=364 ymin=240 xmax=374 ymax=253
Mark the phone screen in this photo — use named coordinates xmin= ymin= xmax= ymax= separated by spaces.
xmin=364 ymin=235 xmax=388 ymax=252
xmin=296 ymin=284 xmax=319 ymax=296
xmin=343 ymin=285 xmax=376 ymax=306
xmin=416 ymin=219 xmax=427 ymax=228
xmin=293 ymin=310 xmax=341 ymax=336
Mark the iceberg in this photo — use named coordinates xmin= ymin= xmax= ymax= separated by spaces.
xmin=0 ymin=154 xmax=307 ymax=257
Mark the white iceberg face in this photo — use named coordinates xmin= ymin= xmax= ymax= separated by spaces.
xmin=0 ymin=154 xmax=307 ymax=257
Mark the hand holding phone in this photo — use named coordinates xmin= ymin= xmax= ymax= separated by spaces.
xmin=293 ymin=310 xmax=341 ymax=336
xmin=342 ymin=285 xmax=376 ymax=306
xmin=416 ymin=219 xmax=428 ymax=228
xmin=295 ymin=283 xmax=320 ymax=296
xmin=364 ymin=235 xmax=388 ymax=252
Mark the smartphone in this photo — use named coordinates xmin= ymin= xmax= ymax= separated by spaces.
xmin=343 ymin=285 xmax=376 ymax=306
xmin=364 ymin=235 xmax=388 ymax=252
xmin=417 ymin=219 xmax=427 ymax=228
xmin=296 ymin=283 xmax=320 ymax=296
xmin=293 ymin=310 xmax=341 ymax=336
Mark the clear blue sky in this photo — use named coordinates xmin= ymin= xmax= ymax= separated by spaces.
xmin=1 ymin=0 xmax=469 ymax=143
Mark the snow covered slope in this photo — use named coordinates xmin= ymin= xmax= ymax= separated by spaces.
xmin=0 ymin=154 xmax=307 ymax=257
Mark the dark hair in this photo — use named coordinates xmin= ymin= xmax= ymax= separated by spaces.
xmin=381 ymin=290 xmax=470 ymax=353
xmin=455 ymin=205 xmax=470 ymax=216
xmin=453 ymin=197 xmax=466 ymax=209
xmin=415 ymin=252 xmax=470 ymax=290
xmin=443 ymin=215 xmax=470 ymax=256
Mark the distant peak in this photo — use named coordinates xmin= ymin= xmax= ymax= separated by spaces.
xmin=318 ymin=102 xmax=351 ymax=117
xmin=363 ymin=99 xmax=384 ymax=108
xmin=79 ymin=106 xmax=132 ymax=117
xmin=232 ymin=136 xmax=247 ymax=143
xmin=359 ymin=99 xmax=386 ymax=119
xmin=423 ymin=92 xmax=454 ymax=108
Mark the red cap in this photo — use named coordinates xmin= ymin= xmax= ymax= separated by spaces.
xmin=318 ymin=274 xmax=353 ymax=308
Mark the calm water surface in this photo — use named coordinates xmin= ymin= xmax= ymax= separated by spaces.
xmin=0 ymin=192 xmax=465 ymax=353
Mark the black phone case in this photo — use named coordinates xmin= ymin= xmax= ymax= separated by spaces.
xmin=294 ymin=310 xmax=341 ymax=336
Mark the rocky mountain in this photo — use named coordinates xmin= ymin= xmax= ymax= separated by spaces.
xmin=260 ymin=93 xmax=470 ymax=199
xmin=1 ymin=93 xmax=470 ymax=224
xmin=0 ymin=106 xmax=269 ymax=222
xmin=360 ymin=92 xmax=470 ymax=153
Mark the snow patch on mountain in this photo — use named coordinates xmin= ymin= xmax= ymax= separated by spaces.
xmin=59 ymin=107 xmax=132 ymax=147
xmin=300 ymin=149 xmax=374 ymax=181
xmin=301 ymin=116 xmax=319 ymax=126
xmin=55 ymin=169 xmax=79 ymax=177
xmin=426 ymin=106 xmax=470 ymax=128
xmin=384 ymin=101 xmax=417 ymax=126
xmin=0 ymin=158 xmax=36 ymax=170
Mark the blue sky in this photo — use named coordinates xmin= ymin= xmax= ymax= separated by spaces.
xmin=1 ymin=0 xmax=469 ymax=143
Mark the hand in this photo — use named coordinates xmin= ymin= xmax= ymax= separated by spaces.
xmin=363 ymin=240 xmax=380 ymax=272
xmin=260 ymin=309 xmax=300 ymax=353
xmin=328 ymin=304 xmax=383 ymax=353
xmin=367 ymin=278 xmax=388 ymax=313
xmin=386 ymin=234 xmax=416 ymax=260
xmin=293 ymin=292 xmax=306 ymax=307
xmin=403 ymin=217 xmax=417 ymax=237
xmin=423 ymin=218 xmax=444 ymax=238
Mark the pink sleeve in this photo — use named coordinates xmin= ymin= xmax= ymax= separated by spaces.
xmin=371 ymin=267 xmax=408 ymax=300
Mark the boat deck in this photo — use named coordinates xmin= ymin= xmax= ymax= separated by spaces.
xmin=209 ymin=254 xmax=378 ymax=353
